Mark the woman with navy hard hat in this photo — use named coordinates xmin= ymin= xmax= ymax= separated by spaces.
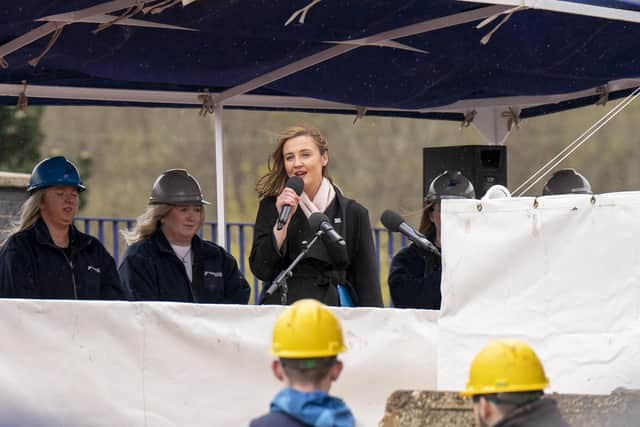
xmin=388 ymin=170 xmax=475 ymax=309
xmin=118 ymin=169 xmax=250 ymax=304
xmin=0 ymin=156 xmax=126 ymax=299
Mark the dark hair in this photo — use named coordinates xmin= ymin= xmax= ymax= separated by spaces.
xmin=280 ymin=357 xmax=337 ymax=388
xmin=473 ymin=391 xmax=544 ymax=417
xmin=418 ymin=200 xmax=438 ymax=236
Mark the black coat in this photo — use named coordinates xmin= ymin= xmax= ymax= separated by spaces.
xmin=249 ymin=188 xmax=382 ymax=307
xmin=388 ymin=238 xmax=442 ymax=309
xmin=250 ymin=412 xmax=309 ymax=427
xmin=119 ymin=227 xmax=250 ymax=304
xmin=0 ymin=218 xmax=126 ymax=300
xmin=495 ymin=398 xmax=570 ymax=427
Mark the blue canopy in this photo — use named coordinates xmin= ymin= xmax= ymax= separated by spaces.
xmin=1 ymin=0 xmax=639 ymax=122
xmin=3 ymin=0 xmax=639 ymax=242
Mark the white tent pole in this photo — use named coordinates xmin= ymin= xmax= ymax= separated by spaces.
xmin=2 ymin=80 xmax=640 ymax=114
xmin=461 ymin=0 xmax=640 ymax=23
xmin=213 ymin=105 xmax=226 ymax=248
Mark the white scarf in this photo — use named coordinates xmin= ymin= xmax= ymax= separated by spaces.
xmin=298 ymin=177 xmax=336 ymax=218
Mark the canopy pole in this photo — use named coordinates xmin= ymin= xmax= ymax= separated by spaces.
xmin=213 ymin=105 xmax=226 ymax=248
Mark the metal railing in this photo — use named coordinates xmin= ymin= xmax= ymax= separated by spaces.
xmin=75 ymin=217 xmax=409 ymax=306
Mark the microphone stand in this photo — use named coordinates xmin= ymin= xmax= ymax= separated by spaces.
xmin=259 ymin=232 xmax=322 ymax=305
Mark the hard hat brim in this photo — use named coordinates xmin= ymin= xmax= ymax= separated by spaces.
xmin=27 ymin=183 xmax=87 ymax=194
xmin=149 ymin=198 xmax=211 ymax=205
xmin=271 ymin=343 xmax=347 ymax=359
xmin=459 ymin=380 xmax=549 ymax=397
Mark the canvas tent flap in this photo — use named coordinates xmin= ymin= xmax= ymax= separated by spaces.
xmin=437 ymin=193 xmax=640 ymax=393
xmin=0 ymin=301 xmax=438 ymax=427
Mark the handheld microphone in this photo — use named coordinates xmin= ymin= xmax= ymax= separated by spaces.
xmin=309 ymin=212 xmax=346 ymax=247
xmin=380 ymin=210 xmax=440 ymax=256
xmin=277 ymin=176 xmax=304 ymax=230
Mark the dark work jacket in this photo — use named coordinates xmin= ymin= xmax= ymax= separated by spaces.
xmin=119 ymin=227 xmax=250 ymax=304
xmin=249 ymin=412 xmax=309 ymax=427
xmin=249 ymin=187 xmax=382 ymax=307
xmin=388 ymin=232 xmax=441 ymax=309
xmin=496 ymin=398 xmax=570 ymax=427
xmin=0 ymin=218 xmax=126 ymax=300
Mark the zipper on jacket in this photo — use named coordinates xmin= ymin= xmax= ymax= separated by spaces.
xmin=184 ymin=262 xmax=196 ymax=302
xmin=62 ymin=252 xmax=78 ymax=299
xmin=174 ymin=253 xmax=196 ymax=302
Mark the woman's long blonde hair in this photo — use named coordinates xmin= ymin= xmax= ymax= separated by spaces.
xmin=122 ymin=204 xmax=172 ymax=245
xmin=122 ymin=204 xmax=207 ymax=245
xmin=17 ymin=190 xmax=45 ymax=231
xmin=255 ymin=124 xmax=329 ymax=198
xmin=1 ymin=190 xmax=44 ymax=246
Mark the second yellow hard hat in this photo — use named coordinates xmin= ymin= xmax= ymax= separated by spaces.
xmin=460 ymin=339 xmax=549 ymax=397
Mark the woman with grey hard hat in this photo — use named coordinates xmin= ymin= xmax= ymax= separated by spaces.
xmin=119 ymin=169 xmax=250 ymax=304
xmin=0 ymin=156 xmax=127 ymax=299
xmin=388 ymin=170 xmax=475 ymax=309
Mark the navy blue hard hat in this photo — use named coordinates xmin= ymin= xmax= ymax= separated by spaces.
xmin=27 ymin=156 xmax=86 ymax=194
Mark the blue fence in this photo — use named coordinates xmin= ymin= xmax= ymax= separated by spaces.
xmin=75 ymin=217 xmax=409 ymax=305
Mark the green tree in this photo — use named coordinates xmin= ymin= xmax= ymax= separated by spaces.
xmin=0 ymin=106 xmax=43 ymax=172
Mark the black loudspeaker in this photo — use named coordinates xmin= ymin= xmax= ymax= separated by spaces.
xmin=423 ymin=145 xmax=507 ymax=201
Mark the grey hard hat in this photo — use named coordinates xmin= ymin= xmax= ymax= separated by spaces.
xmin=542 ymin=169 xmax=592 ymax=195
xmin=149 ymin=169 xmax=210 ymax=205
xmin=426 ymin=170 xmax=476 ymax=203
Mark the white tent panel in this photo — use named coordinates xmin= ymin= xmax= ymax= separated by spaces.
xmin=0 ymin=301 xmax=438 ymax=427
xmin=437 ymin=193 xmax=640 ymax=393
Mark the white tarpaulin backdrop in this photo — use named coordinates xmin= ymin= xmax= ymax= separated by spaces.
xmin=3 ymin=192 xmax=640 ymax=426
xmin=438 ymin=193 xmax=640 ymax=393
xmin=0 ymin=301 xmax=437 ymax=427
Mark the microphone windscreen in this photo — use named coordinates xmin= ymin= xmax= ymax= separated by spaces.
xmin=285 ymin=176 xmax=305 ymax=196
xmin=380 ymin=209 xmax=404 ymax=232
xmin=308 ymin=212 xmax=330 ymax=232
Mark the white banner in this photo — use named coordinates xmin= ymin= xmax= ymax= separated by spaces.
xmin=0 ymin=301 xmax=438 ymax=427
xmin=4 ymin=193 xmax=640 ymax=426
xmin=437 ymin=193 xmax=640 ymax=393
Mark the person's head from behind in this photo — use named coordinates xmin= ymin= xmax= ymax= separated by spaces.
xmin=124 ymin=169 xmax=209 ymax=245
xmin=420 ymin=170 xmax=475 ymax=243
xmin=270 ymin=299 xmax=346 ymax=392
xmin=17 ymin=156 xmax=86 ymax=233
xmin=257 ymin=125 xmax=329 ymax=198
xmin=542 ymin=168 xmax=592 ymax=196
xmin=460 ymin=339 xmax=549 ymax=427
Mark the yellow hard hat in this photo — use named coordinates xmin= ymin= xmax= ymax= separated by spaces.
xmin=271 ymin=299 xmax=347 ymax=359
xmin=460 ymin=339 xmax=549 ymax=397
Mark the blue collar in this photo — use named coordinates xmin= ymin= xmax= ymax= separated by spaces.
xmin=270 ymin=388 xmax=355 ymax=427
